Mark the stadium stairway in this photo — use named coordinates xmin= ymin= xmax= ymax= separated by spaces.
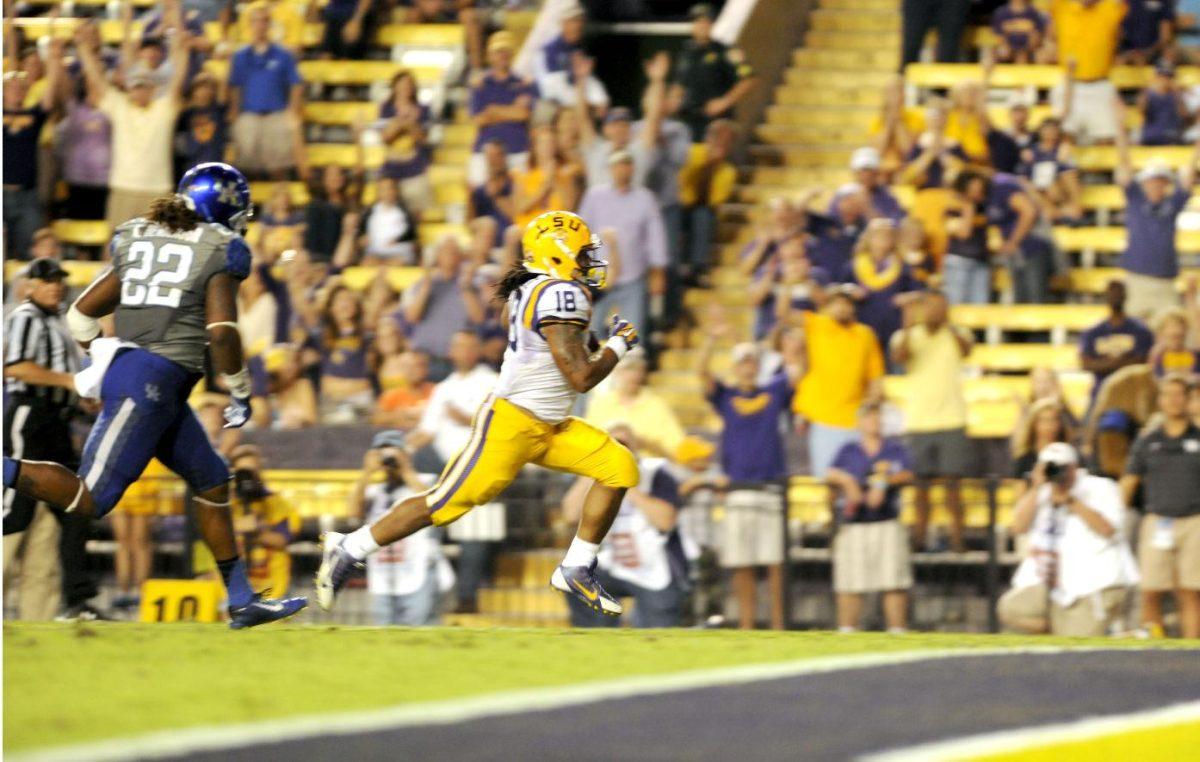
xmin=652 ymin=0 xmax=899 ymax=433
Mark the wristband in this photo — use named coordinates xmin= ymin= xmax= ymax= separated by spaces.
xmin=604 ymin=335 xmax=629 ymax=360
xmin=221 ymin=367 xmax=252 ymax=399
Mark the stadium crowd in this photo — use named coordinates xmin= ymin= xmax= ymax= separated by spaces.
xmin=3 ymin=0 xmax=1200 ymax=638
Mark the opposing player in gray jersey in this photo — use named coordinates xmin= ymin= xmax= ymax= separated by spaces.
xmin=3 ymin=163 xmax=306 ymax=628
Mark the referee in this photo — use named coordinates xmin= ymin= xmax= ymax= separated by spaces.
xmin=3 ymin=257 xmax=103 ymax=620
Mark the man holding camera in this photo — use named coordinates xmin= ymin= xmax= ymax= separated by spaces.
xmin=1121 ymin=373 xmax=1200 ymax=639
xmin=998 ymin=443 xmax=1139 ymax=637
xmin=228 ymin=446 xmax=301 ymax=597
xmin=348 ymin=431 xmax=446 ymax=626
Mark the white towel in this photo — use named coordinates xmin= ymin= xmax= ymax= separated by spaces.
xmin=74 ymin=337 xmax=139 ymax=399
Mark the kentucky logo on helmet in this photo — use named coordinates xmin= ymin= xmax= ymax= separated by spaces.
xmin=177 ymin=162 xmax=252 ymax=235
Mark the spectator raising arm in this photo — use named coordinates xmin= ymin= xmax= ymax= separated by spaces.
xmin=638 ymin=52 xmax=670 ymax=152
xmin=165 ymin=16 xmax=192 ymax=102
xmin=75 ymin=23 xmax=109 ymax=105
xmin=1113 ymin=95 xmax=1133 ymax=187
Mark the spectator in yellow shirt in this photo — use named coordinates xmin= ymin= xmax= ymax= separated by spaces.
xmin=679 ymin=119 xmax=738 ymax=285
xmin=794 ymin=287 xmax=885 ymax=476
xmin=1051 ymin=0 xmax=1126 ymax=144
xmin=229 ymin=446 xmax=301 ymax=596
xmin=586 ymin=350 xmax=686 ymax=457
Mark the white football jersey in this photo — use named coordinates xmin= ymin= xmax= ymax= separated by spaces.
xmin=493 ymin=275 xmax=592 ymax=423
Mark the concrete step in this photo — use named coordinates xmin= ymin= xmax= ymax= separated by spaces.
xmin=479 ymin=586 xmax=569 ymax=616
xmin=784 ymin=67 xmax=895 ymax=90
xmin=819 ymin=0 xmax=900 ymax=11
xmin=774 ymin=85 xmax=882 ymax=107
xmin=806 ymin=30 xmax=901 ymax=50
xmin=747 ymin=165 xmax=854 ymax=187
xmin=810 ymin=8 xmax=901 ymax=33
xmin=749 ymin=144 xmax=854 ymax=167
xmin=764 ymin=104 xmax=876 ymax=127
xmin=494 ymin=549 xmax=560 ymax=588
xmin=755 ymin=123 xmax=868 ymax=146
xmin=793 ymin=46 xmax=897 ymax=69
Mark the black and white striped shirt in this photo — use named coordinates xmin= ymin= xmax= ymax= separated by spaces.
xmin=4 ymin=301 xmax=82 ymax=407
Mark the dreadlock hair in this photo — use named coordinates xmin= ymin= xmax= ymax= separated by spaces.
xmin=495 ymin=263 xmax=539 ymax=303
xmin=147 ymin=195 xmax=203 ymax=233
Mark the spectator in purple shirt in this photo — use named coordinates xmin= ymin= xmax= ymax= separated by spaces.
xmin=3 ymin=39 xmax=63 ymax=258
xmin=838 ymin=218 xmax=924 ymax=352
xmin=991 ymin=0 xmax=1047 ymax=63
xmin=228 ymin=4 xmax=307 ymax=181
xmin=700 ymin=333 xmax=796 ymax=630
xmin=534 ymin=3 xmax=586 ymax=92
xmin=1080 ymin=280 xmax=1155 ymax=395
xmin=578 ymin=149 xmax=669 ymax=337
xmin=826 ymin=402 xmax=915 ymax=633
xmin=1138 ymin=62 xmax=1188 ymax=146
xmin=1114 ymin=100 xmax=1197 ymax=316
xmin=807 ymin=186 xmax=869 ymax=274
xmin=832 ymin=148 xmax=904 ymax=222
xmin=469 ymin=31 xmax=536 ymax=186
xmin=467 ymin=138 xmax=514 ymax=244
xmin=58 ymin=86 xmax=112 ymax=221
xmin=750 ymin=237 xmax=829 ymax=339
xmin=175 ymin=70 xmax=228 ymax=178
xmin=1119 ymin=0 xmax=1177 ymax=64
xmin=322 ymin=0 xmax=376 ymax=61
xmin=378 ymin=69 xmax=434 ymax=217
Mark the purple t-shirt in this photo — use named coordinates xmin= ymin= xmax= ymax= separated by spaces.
xmin=829 ymin=186 xmax=904 ymax=222
xmin=1122 ymin=0 xmax=1176 ymax=51
xmin=379 ymin=100 xmax=432 ymax=179
xmin=986 ymin=172 xmax=1031 ymax=238
xmin=1079 ymin=316 xmax=1155 ymax=388
xmin=1122 ymin=182 xmax=1189 ymax=278
xmin=707 ymin=374 xmax=792 ymax=483
xmin=830 ymin=439 xmax=913 ymax=523
xmin=61 ymin=100 xmax=112 ymax=187
xmin=807 ymin=214 xmax=865 ymax=274
xmin=904 ymin=143 xmax=967 ymax=189
xmin=470 ymin=72 xmax=537 ymax=153
xmin=991 ymin=5 xmax=1046 ymax=53
xmin=838 ymin=257 xmax=923 ymax=350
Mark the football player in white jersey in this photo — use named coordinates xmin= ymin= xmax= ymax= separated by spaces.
xmin=317 ymin=211 xmax=641 ymax=616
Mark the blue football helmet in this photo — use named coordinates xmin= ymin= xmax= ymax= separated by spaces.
xmin=177 ymin=162 xmax=252 ymax=235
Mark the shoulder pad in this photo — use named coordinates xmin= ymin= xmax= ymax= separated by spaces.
xmin=223 ymin=236 xmax=253 ymax=281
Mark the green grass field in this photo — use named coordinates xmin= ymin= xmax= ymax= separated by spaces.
xmin=3 ymin=622 xmax=1196 ymax=754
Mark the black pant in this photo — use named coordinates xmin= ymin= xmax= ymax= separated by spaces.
xmin=62 ymin=184 xmax=110 ymax=221
xmin=901 ymin=0 xmax=970 ymax=67
xmin=3 ymin=399 xmax=98 ymax=608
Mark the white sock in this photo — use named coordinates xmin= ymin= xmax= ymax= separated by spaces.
xmin=342 ymin=525 xmax=381 ymax=560
xmin=561 ymin=537 xmax=600 ymax=568
xmin=837 ymin=626 xmax=857 ymax=634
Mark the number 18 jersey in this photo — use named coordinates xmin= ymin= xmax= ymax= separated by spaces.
xmin=110 ymin=217 xmax=252 ymax=373
xmin=494 ymin=275 xmax=592 ymax=423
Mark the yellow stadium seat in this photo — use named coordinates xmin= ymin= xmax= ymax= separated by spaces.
xmin=376 ymin=23 xmax=465 ymax=48
xmin=304 ymin=143 xmax=387 ymax=169
xmin=968 ymin=343 xmax=1079 ymax=372
xmin=950 ymin=303 xmax=1107 ymax=333
xmin=53 ymin=219 xmax=112 ymax=247
xmin=338 ymin=266 xmax=425 ymax=292
xmin=303 ymin=102 xmax=378 ymax=126
xmin=1072 ymin=145 xmax=1196 ymax=171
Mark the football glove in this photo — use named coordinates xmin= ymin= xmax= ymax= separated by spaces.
xmin=604 ymin=315 xmax=639 ymax=359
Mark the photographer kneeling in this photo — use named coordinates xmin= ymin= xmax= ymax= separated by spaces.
xmin=998 ymin=443 xmax=1139 ymax=637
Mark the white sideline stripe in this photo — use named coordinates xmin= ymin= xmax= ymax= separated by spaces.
xmin=862 ymin=699 xmax=1200 ymax=762
xmin=11 ymin=645 xmax=1143 ymax=762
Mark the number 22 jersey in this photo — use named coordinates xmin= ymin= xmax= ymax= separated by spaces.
xmin=110 ymin=217 xmax=252 ymax=373
xmin=494 ymin=275 xmax=592 ymax=423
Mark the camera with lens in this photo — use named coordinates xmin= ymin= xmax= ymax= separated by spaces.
xmin=1043 ymin=461 xmax=1073 ymax=485
xmin=233 ymin=468 xmax=268 ymax=502
xmin=380 ymin=455 xmax=400 ymax=469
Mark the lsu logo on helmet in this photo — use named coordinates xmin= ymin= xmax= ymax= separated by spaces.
xmin=521 ymin=211 xmax=608 ymax=289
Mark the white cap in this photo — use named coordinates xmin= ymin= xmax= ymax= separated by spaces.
xmin=731 ymin=342 xmax=760 ymax=363
xmin=849 ymin=147 xmax=881 ymax=171
xmin=1037 ymin=442 xmax=1078 ymax=467
xmin=1136 ymin=162 xmax=1175 ymax=183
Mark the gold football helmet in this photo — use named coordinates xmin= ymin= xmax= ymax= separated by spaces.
xmin=521 ymin=211 xmax=608 ymax=288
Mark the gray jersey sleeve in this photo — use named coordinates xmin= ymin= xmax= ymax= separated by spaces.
xmin=112 ymin=220 xmax=245 ymax=373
